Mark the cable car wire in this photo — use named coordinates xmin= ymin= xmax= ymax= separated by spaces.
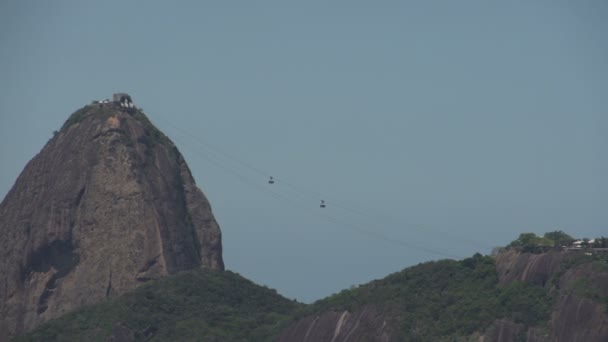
xmin=150 ymin=114 xmax=490 ymax=253
xmin=168 ymin=132 xmax=465 ymax=259
xmin=156 ymin=115 xmax=490 ymax=251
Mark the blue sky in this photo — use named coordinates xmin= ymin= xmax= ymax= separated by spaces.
xmin=1 ymin=1 xmax=606 ymax=302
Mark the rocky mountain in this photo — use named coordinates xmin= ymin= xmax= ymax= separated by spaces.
xmin=0 ymin=100 xmax=224 ymax=340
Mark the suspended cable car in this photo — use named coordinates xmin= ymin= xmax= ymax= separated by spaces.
xmin=320 ymin=200 xmax=326 ymax=208
xmin=268 ymin=176 xmax=275 ymax=184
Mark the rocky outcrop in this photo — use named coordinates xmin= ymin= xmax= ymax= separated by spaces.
xmin=480 ymin=319 xmax=526 ymax=342
xmin=488 ymin=250 xmax=608 ymax=342
xmin=548 ymin=293 xmax=608 ymax=342
xmin=0 ymin=103 xmax=223 ymax=340
xmin=547 ymin=261 xmax=608 ymax=342
xmin=277 ymin=306 xmax=391 ymax=342
xmin=494 ymin=250 xmax=570 ymax=287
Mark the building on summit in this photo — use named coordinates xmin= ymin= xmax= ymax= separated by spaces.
xmin=113 ymin=93 xmax=135 ymax=108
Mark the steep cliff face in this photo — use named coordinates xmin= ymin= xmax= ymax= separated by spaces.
xmin=488 ymin=250 xmax=608 ymax=342
xmin=276 ymin=306 xmax=391 ymax=342
xmin=494 ymin=250 xmax=570 ymax=287
xmin=479 ymin=319 xmax=550 ymax=342
xmin=0 ymin=103 xmax=223 ymax=340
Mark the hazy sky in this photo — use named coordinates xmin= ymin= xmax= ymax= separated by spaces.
xmin=1 ymin=1 xmax=606 ymax=303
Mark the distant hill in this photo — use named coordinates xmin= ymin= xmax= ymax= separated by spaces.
xmin=19 ymin=248 xmax=608 ymax=341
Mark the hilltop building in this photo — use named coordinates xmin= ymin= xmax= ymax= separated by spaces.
xmin=113 ymin=93 xmax=135 ymax=108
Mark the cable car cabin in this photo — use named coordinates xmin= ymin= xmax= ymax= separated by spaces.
xmin=320 ymin=200 xmax=326 ymax=208
xmin=268 ymin=176 xmax=275 ymax=184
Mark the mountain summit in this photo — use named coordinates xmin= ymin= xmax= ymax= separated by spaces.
xmin=0 ymin=96 xmax=224 ymax=339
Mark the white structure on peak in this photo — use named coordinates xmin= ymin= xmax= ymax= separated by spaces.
xmin=113 ymin=93 xmax=135 ymax=108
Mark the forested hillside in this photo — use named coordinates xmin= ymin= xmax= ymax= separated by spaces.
xmin=19 ymin=233 xmax=608 ymax=341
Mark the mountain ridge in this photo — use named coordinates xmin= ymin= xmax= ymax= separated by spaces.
xmin=16 ymin=248 xmax=608 ymax=342
xmin=276 ymin=248 xmax=608 ymax=342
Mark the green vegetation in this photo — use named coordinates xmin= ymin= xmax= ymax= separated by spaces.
xmin=592 ymin=237 xmax=608 ymax=248
xmin=506 ymin=231 xmax=608 ymax=253
xmin=57 ymin=104 xmax=176 ymax=173
xmin=61 ymin=106 xmax=93 ymax=130
xmin=17 ymin=270 xmax=301 ymax=342
xmin=566 ymin=254 xmax=608 ymax=308
xmin=18 ymin=255 xmax=559 ymax=342
xmin=131 ymin=109 xmax=172 ymax=149
xmin=60 ymin=105 xmax=171 ymax=151
xmin=508 ymin=231 xmax=574 ymax=253
xmin=304 ymin=254 xmax=552 ymax=341
xmin=61 ymin=105 xmax=113 ymax=130
xmin=542 ymin=231 xmax=576 ymax=248
xmin=19 ymin=245 xmax=607 ymax=341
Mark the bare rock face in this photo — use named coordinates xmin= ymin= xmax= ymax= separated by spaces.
xmin=480 ymin=319 xmax=526 ymax=342
xmin=492 ymin=250 xmax=608 ymax=342
xmin=0 ymin=104 xmax=224 ymax=340
xmin=276 ymin=306 xmax=392 ymax=342
xmin=548 ymin=261 xmax=608 ymax=342
xmin=494 ymin=249 xmax=570 ymax=287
